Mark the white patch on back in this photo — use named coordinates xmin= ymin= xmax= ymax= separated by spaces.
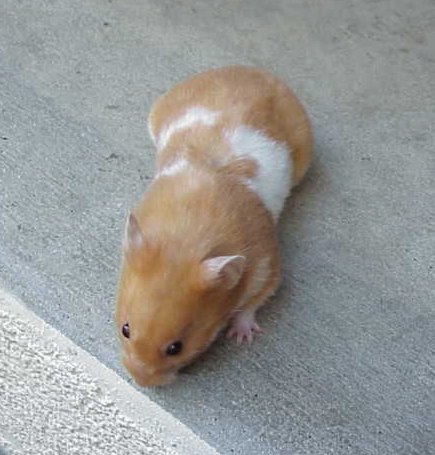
xmin=157 ymin=107 xmax=220 ymax=149
xmin=226 ymin=126 xmax=292 ymax=222
xmin=148 ymin=121 xmax=157 ymax=146
xmin=155 ymin=157 xmax=189 ymax=178
xmin=154 ymin=158 xmax=211 ymax=196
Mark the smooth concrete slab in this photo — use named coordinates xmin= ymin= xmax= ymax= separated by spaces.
xmin=0 ymin=0 xmax=434 ymax=454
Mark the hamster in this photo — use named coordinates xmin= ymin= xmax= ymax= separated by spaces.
xmin=116 ymin=66 xmax=313 ymax=387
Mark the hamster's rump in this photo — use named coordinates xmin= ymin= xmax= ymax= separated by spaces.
xmin=149 ymin=65 xmax=313 ymax=189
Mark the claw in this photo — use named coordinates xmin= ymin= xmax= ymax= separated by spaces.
xmin=227 ymin=310 xmax=263 ymax=345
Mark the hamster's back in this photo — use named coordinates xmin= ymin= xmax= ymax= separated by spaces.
xmin=149 ymin=65 xmax=313 ymax=188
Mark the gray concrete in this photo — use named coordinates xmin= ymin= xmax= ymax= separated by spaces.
xmin=0 ymin=0 xmax=434 ymax=454
xmin=0 ymin=289 xmax=219 ymax=455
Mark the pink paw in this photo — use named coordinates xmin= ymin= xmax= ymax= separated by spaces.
xmin=227 ymin=314 xmax=263 ymax=345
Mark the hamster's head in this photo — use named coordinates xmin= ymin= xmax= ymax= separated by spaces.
xmin=116 ymin=214 xmax=245 ymax=387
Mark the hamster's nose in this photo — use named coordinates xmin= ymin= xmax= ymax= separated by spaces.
xmin=122 ymin=353 xmax=177 ymax=387
xmin=122 ymin=352 xmax=156 ymax=377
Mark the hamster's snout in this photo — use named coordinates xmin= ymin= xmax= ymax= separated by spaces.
xmin=122 ymin=352 xmax=177 ymax=387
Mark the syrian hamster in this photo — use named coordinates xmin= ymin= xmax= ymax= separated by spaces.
xmin=116 ymin=66 xmax=313 ymax=386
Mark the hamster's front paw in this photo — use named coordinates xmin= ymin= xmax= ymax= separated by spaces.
xmin=227 ymin=309 xmax=263 ymax=345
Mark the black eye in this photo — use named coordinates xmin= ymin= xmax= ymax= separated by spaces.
xmin=166 ymin=341 xmax=183 ymax=356
xmin=122 ymin=323 xmax=130 ymax=339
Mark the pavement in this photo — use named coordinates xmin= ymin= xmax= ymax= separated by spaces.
xmin=0 ymin=0 xmax=434 ymax=454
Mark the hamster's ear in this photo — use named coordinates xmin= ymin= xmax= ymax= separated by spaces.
xmin=124 ymin=213 xmax=145 ymax=255
xmin=200 ymin=255 xmax=246 ymax=290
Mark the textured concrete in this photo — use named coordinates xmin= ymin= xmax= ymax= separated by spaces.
xmin=0 ymin=0 xmax=434 ymax=454
xmin=0 ymin=289 xmax=219 ymax=455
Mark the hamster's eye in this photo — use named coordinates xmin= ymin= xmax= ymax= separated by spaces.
xmin=122 ymin=323 xmax=130 ymax=339
xmin=166 ymin=341 xmax=183 ymax=356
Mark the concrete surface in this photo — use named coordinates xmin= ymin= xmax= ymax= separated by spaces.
xmin=0 ymin=0 xmax=434 ymax=454
xmin=0 ymin=289 xmax=219 ymax=455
